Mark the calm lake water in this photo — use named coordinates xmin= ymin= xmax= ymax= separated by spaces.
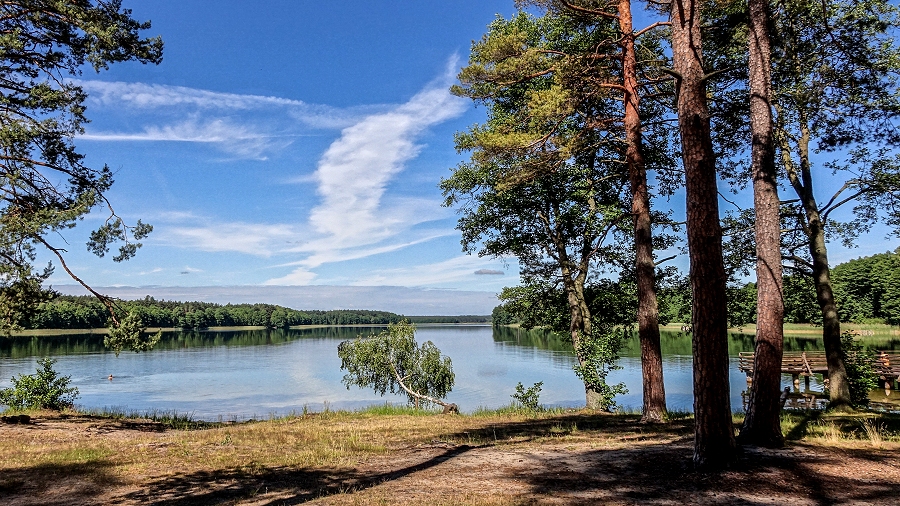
xmin=2 ymin=325 xmax=899 ymax=420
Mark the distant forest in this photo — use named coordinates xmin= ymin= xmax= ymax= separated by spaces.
xmin=721 ymin=249 xmax=900 ymax=326
xmin=493 ymin=249 xmax=900 ymax=328
xmin=404 ymin=315 xmax=491 ymax=324
xmin=26 ymin=296 xmax=411 ymax=330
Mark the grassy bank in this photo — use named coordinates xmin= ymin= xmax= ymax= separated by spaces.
xmin=658 ymin=322 xmax=900 ymax=338
xmin=2 ymin=406 xmax=900 ymax=505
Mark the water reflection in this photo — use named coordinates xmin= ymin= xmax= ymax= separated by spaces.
xmin=2 ymin=325 xmax=900 ymax=420
xmin=0 ymin=326 xmax=388 ymax=358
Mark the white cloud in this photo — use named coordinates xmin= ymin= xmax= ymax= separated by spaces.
xmin=79 ymin=80 xmax=303 ymax=109
xmin=81 ymin=118 xmax=287 ymax=160
xmin=262 ymin=267 xmax=317 ymax=286
xmin=94 ymin=58 xmax=474 ymax=286
xmin=275 ymin=229 xmax=456 ymax=270
xmin=77 ymin=80 xmax=380 ymax=129
xmin=308 ymin=75 xmax=466 ymax=248
xmin=351 ymin=256 xmax=513 ymax=288
xmin=158 ymin=220 xmax=298 ymax=257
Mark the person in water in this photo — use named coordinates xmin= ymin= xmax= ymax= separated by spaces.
xmin=108 ymin=374 xmax=113 ymax=381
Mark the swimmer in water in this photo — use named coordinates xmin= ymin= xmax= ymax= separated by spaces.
xmin=108 ymin=374 xmax=113 ymax=381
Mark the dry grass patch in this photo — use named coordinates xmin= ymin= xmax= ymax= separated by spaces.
xmin=3 ymin=408 xmax=900 ymax=505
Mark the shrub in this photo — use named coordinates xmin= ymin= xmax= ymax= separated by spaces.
xmin=840 ymin=332 xmax=878 ymax=409
xmin=0 ymin=358 xmax=79 ymax=410
xmin=511 ymin=381 xmax=543 ymax=411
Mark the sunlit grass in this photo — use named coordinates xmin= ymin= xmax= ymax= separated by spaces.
xmin=661 ymin=322 xmax=900 ymax=338
xmin=780 ymin=411 xmax=900 ymax=444
xmin=3 ymin=403 xmax=898 ymax=505
xmin=860 ymin=418 xmax=885 ymax=447
xmin=77 ymin=406 xmax=219 ymax=430
xmin=356 ymin=403 xmax=439 ymax=416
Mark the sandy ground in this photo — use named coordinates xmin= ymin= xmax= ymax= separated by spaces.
xmin=2 ymin=415 xmax=900 ymax=505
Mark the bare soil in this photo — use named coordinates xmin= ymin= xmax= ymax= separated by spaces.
xmin=2 ymin=413 xmax=899 ymax=505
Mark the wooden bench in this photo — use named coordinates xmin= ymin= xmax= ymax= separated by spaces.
xmin=739 ymin=351 xmax=829 ymax=389
xmin=740 ymin=388 xmax=826 ymax=412
xmin=740 ymin=350 xmax=900 ymax=391
xmin=875 ymin=352 xmax=900 ymax=392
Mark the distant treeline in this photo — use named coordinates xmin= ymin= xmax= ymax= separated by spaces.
xmin=27 ymin=296 xmax=405 ymax=330
xmin=493 ymin=249 xmax=900 ymax=327
xmin=404 ymin=315 xmax=491 ymax=324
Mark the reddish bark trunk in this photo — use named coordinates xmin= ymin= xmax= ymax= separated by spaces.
xmin=739 ymin=0 xmax=785 ymax=448
xmin=618 ymin=0 xmax=666 ymax=423
xmin=670 ymin=0 xmax=736 ymax=468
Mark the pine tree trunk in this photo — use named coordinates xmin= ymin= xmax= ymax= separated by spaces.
xmin=786 ymin=117 xmax=852 ymax=410
xmin=739 ymin=0 xmax=785 ymax=448
xmin=670 ymin=0 xmax=736 ymax=468
xmin=619 ymin=0 xmax=666 ymax=423
xmin=809 ymin=222 xmax=851 ymax=410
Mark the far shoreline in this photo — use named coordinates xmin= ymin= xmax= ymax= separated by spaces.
xmin=5 ymin=321 xmax=898 ymax=338
xmin=6 ymin=322 xmax=492 ymax=337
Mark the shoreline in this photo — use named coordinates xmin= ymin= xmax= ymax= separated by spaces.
xmin=5 ymin=322 xmax=899 ymax=337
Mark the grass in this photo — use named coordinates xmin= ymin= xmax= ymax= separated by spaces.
xmin=0 ymin=405 xmax=677 ymax=476
xmin=779 ymin=410 xmax=900 ymax=444
xmin=355 ymin=403 xmax=441 ymax=416
xmin=3 ymin=405 xmax=900 ymax=504
xmin=77 ymin=406 xmax=221 ymax=430
xmin=661 ymin=322 xmax=900 ymax=338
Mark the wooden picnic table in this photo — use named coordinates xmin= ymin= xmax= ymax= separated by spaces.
xmin=739 ymin=350 xmax=900 ymax=391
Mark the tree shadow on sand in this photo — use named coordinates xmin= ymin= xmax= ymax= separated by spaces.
xmin=436 ymin=412 xmax=900 ymax=506
xmin=7 ymin=412 xmax=900 ymax=505
xmin=0 ymin=460 xmax=122 ymax=506
xmin=110 ymin=444 xmax=474 ymax=506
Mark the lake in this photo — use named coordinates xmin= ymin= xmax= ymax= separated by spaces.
xmin=2 ymin=325 xmax=899 ymax=420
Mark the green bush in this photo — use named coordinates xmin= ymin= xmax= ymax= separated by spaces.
xmin=840 ymin=332 xmax=878 ymax=409
xmin=511 ymin=381 xmax=543 ymax=411
xmin=0 ymin=358 xmax=79 ymax=410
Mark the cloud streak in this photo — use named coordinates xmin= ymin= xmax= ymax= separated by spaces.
xmin=75 ymin=80 xmax=389 ymax=159
xmin=350 ymin=256 xmax=511 ymax=288
xmin=308 ymin=70 xmax=466 ymax=249
xmin=158 ymin=220 xmax=298 ymax=257
xmin=78 ymin=80 xmax=376 ymax=129
xmin=81 ymin=118 xmax=289 ymax=159
xmin=82 ymin=58 xmax=475 ymax=287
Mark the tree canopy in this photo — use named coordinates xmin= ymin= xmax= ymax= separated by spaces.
xmin=337 ymin=321 xmax=456 ymax=410
xmin=0 ymin=1 xmax=162 ymax=339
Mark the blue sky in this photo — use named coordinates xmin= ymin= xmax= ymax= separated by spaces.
xmin=46 ymin=1 xmax=530 ymax=312
xmin=44 ymin=1 xmax=898 ymax=314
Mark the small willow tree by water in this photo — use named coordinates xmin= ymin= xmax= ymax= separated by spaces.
xmin=337 ymin=321 xmax=457 ymax=412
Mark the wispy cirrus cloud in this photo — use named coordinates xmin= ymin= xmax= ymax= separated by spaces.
xmin=81 ymin=118 xmax=290 ymax=160
xmin=308 ymin=60 xmax=466 ymax=248
xmin=79 ymin=80 xmax=303 ymax=109
xmin=77 ymin=80 xmax=379 ymax=129
xmin=157 ymin=219 xmax=299 ymax=257
xmin=75 ymin=80 xmax=388 ymax=159
xmin=97 ymin=57 xmax=475 ymax=287
xmin=256 ymin=60 xmax=469 ymax=284
xmin=350 ymin=256 xmax=512 ymax=288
